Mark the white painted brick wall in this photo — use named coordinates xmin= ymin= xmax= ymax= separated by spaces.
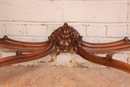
xmin=5 ymin=24 xmax=26 ymax=36
xmin=107 ymin=25 xmax=127 ymax=37
xmin=87 ymin=25 xmax=106 ymax=37
xmin=71 ymin=24 xmax=86 ymax=37
xmin=26 ymin=25 xmax=47 ymax=37
xmin=0 ymin=25 xmax=5 ymax=36
xmin=0 ymin=0 xmax=129 ymax=67
xmin=128 ymin=2 xmax=130 ymax=22
xmin=62 ymin=1 xmax=127 ymax=22
xmin=0 ymin=0 xmax=63 ymax=22
xmin=127 ymin=25 xmax=130 ymax=36
xmin=47 ymin=24 xmax=63 ymax=36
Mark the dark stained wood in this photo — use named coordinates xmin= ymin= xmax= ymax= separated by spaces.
xmin=0 ymin=23 xmax=130 ymax=74
xmin=0 ymin=36 xmax=49 ymax=51
xmin=77 ymin=46 xmax=130 ymax=73
xmin=0 ymin=42 xmax=56 ymax=67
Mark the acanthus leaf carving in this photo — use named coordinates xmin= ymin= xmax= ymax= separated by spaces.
xmin=48 ymin=23 xmax=82 ymax=52
xmin=0 ymin=23 xmax=130 ymax=74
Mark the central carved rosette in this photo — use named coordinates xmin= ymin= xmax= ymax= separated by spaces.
xmin=48 ymin=23 xmax=82 ymax=52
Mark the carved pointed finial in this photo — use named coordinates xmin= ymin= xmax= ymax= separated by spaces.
xmin=63 ymin=23 xmax=68 ymax=27
xmin=106 ymin=54 xmax=113 ymax=60
xmin=2 ymin=35 xmax=8 ymax=41
xmin=63 ymin=23 xmax=69 ymax=31
xmin=124 ymin=37 xmax=129 ymax=43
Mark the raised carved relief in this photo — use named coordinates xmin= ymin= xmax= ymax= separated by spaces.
xmin=48 ymin=23 xmax=82 ymax=52
xmin=0 ymin=23 xmax=130 ymax=74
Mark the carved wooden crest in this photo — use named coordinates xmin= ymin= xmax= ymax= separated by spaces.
xmin=48 ymin=23 xmax=82 ymax=52
xmin=0 ymin=23 xmax=130 ymax=74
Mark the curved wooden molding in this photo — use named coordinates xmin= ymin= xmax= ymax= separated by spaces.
xmin=0 ymin=23 xmax=130 ymax=74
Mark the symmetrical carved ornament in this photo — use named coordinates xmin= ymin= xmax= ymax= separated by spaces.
xmin=0 ymin=23 xmax=130 ymax=74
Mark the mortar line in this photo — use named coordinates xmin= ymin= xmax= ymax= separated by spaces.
xmin=0 ymin=21 xmax=130 ymax=24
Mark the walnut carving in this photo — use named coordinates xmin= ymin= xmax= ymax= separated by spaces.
xmin=0 ymin=23 xmax=130 ymax=74
xmin=48 ymin=23 xmax=82 ymax=52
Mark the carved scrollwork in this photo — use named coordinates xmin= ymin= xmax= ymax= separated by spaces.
xmin=0 ymin=23 xmax=130 ymax=74
xmin=48 ymin=23 xmax=82 ymax=52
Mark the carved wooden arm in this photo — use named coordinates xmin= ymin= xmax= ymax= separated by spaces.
xmin=0 ymin=23 xmax=130 ymax=74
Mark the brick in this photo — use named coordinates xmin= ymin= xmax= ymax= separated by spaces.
xmin=128 ymin=2 xmax=130 ymax=22
xmin=26 ymin=25 xmax=47 ymax=36
xmin=0 ymin=1 xmax=127 ymax=22
xmin=6 ymin=36 xmax=48 ymax=42
xmin=97 ymin=38 xmax=123 ymax=43
xmin=71 ymin=24 xmax=86 ymax=36
xmin=87 ymin=25 xmax=106 ymax=37
xmin=84 ymin=38 xmax=116 ymax=44
xmin=0 ymin=0 xmax=62 ymax=22
xmin=126 ymin=24 xmax=130 ymax=36
xmin=63 ymin=1 xmax=127 ymax=22
xmin=83 ymin=37 xmax=126 ymax=45
xmin=107 ymin=25 xmax=127 ymax=37
xmin=47 ymin=24 xmax=63 ymax=36
xmin=5 ymin=24 xmax=26 ymax=36
xmin=0 ymin=25 xmax=5 ymax=36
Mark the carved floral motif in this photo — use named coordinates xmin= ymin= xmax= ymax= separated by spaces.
xmin=0 ymin=23 xmax=130 ymax=74
xmin=48 ymin=23 xmax=82 ymax=52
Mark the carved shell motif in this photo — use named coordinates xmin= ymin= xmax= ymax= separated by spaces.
xmin=48 ymin=23 xmax=82 ymax=52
